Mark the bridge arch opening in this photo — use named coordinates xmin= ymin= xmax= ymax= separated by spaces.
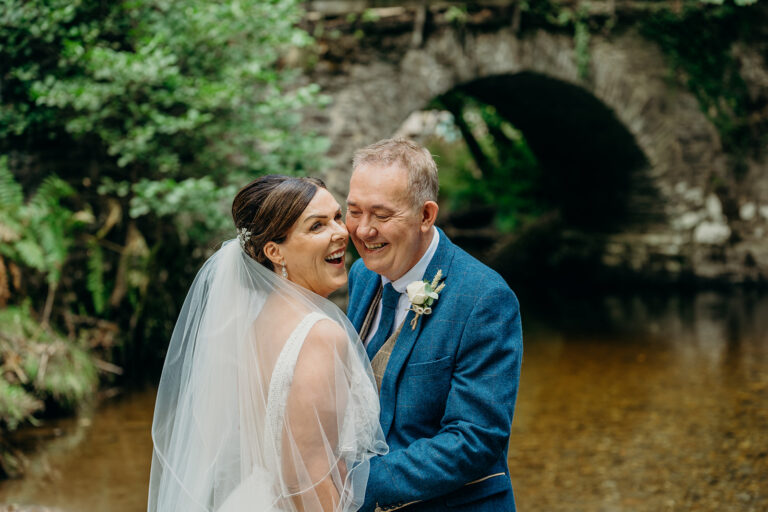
xmin=459 ymin=72 xmax=650 ymax=229
xmin=401 ymin=72 xmax=656 ymax=285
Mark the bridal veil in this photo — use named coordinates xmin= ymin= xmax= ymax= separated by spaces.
xmin=148 ymin=240 xmax=387 ymax=512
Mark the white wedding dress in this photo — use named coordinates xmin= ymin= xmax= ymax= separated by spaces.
xmin=148 ymin=241 xmax=386 ymax=512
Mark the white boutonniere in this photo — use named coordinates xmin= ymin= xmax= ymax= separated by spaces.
xmin=405 ymin=269 xmax=446 ymax=330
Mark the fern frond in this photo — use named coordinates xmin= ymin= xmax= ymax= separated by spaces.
xmin=13 ymin=240 xmax=45 ymax=271
xmin=0 ymin=220 xmax=22 ymax=243
xmin=86 ymin=240 xmax=106 ymax=314
xmin=29 ymin=175 xmax=75 ymax=211
xmin=0 ymin=379 xmax=44 ymax=431
xmin=38 ymin=217 xmax=69 ymax=267
xmin=0 ymin=157 xmax=24 ymax=209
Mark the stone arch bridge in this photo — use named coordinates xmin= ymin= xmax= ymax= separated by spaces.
xmin=302 ymin=1 xmax=768 ymax=284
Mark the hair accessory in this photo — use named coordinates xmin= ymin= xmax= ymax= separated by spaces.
xmin=281 ymin=264 xmax=288 ymax=279
xmin=237 ymin=227 xmax=252 ymax=249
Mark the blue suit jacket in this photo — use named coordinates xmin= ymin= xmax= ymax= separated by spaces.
xmin=347 ymin=228 xmax=522 ymax=512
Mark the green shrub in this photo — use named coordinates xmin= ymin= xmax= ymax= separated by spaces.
xmin=0 ymin=0 xmax=328 ymax=374
xmin=0 ymin=305 xmax=98 ymax=427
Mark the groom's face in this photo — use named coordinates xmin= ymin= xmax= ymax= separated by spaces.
xmin=346 ymin=163 xmax=425 ymax=282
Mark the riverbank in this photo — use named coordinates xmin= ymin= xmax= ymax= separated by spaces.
xmin=0 ymin=306 xmax=99 ymax=478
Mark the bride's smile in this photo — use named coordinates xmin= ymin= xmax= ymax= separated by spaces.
xmin=265 ymin=187 xmax=350 ymax=298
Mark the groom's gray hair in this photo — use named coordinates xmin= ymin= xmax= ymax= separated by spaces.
xmin=352 ymin=138 xmax=439 ymax=209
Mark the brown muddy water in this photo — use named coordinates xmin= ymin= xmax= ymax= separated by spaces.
xmin=0 ymin=290 xmax=766 ymax=512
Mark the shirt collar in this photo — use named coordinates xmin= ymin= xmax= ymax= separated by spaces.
xmin=382 ymin=228 xmax=440 ymax=293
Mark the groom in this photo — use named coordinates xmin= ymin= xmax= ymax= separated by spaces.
xmin=346 ymin=138 xmax=523 ymax=512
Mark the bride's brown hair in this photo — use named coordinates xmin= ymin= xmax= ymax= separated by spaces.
xmin=232 ymin=175 xmax=326 ymax=271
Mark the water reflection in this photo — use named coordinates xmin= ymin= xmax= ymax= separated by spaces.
xmin=511 ymin=290 xmax=768 ymax=511
xmin=0 ymin=291 xmax=766 ymax=511
xmin=0 ymin=391 xmax=154 ymax=512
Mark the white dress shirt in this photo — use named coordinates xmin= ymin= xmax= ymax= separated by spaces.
xmin=363 ymin=228 xmax=440 ymax=347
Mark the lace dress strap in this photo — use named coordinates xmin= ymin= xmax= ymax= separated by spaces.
xmin=265 ymin=312 xmax=327 ymax=460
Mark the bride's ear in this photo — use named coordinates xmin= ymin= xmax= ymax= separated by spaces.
xmin=263 ymin=241 xmax=284 ymax=268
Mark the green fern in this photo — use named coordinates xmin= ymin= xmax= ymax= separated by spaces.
xmin=0 ymin=219 xmax=23 ymax=261
xmin=29 ymin=175 xmax=75 ymax=210
xmin=0 ymin=306 xmax=98 ymax=430
xmin=86 ymin=240 xmax=106 ymax=314
xmin=0 ymin=380 xmax=43 ymax=431
xmin=0 ymin=164 xmax=81 ymax=312
xmin=0 ymin=158 xmax=24 ymax=252
xmin=37 ymin=217 xmax=68 ymax=285
xmin=0 ymin=157 xmax=24 ymax=208
xmin=12 ymin=239 xmax=46 ymax=271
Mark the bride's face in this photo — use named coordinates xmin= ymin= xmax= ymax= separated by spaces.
xmin=278 ymin=188 xmax=349 ymax=297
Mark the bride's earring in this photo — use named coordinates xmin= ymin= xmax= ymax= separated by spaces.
xmin=281 ymin=263 xmax=288 ymax=279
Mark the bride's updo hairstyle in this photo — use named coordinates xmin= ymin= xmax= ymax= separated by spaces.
xmin=232 ymin=175 xmax=326 ymax=271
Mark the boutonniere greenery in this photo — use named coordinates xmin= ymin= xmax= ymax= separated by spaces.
xmin=405 ymin=269 xmax=446 ymax=330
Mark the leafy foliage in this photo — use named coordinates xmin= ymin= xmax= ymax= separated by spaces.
xmin=86 ymin=239 xmax=106 ymax=315
xmin=1 ymin=0 xmax=326 ymax=181
xmin=0 ymin=304 xmax=98 ymax=431
xmin=639 ymin=1 xmax=766 ymax=162
xmin=517 ymin=0 xmax=595 ymax=80
xmin=430 ymin=93 xmax=549 ymax=233
xmin=0 ymin=157 xmax=87 ymax=321
xmin=0 ymin=0 xmax=327 ymax=380
xmin=0 ymin=379 xmax=42 ymax=432
xmin=0 ymin=303 xmax=98 ymax=478
xmin=574 ymin=18 xmax=591 ymax=80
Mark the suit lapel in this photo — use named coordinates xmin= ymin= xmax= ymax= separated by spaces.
xmin=379 ymin=228 xmax=456 ymax=438
xmin=349 ymin=268 xmax=381 ymax=333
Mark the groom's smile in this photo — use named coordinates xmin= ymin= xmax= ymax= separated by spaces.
xmin=346 ymin=163 xmax=434 ymax=282
xmin=363 ymin=241 xmax=388 ymax=251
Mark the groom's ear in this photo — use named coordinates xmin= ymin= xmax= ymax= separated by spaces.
xmin=263 ymin=241 xmax=284 ymax=268
xmin=420 ymin=201 xmax=439 ymax=232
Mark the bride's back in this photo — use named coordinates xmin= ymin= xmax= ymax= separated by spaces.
xmin=250 ymin=296 xmax=309 ymax=381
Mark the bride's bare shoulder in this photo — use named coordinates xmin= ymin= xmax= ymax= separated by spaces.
xmin=288 ymin=318 xmax=351 ymax=395
xmin=304 ymin=317 xmax=348 ymax=353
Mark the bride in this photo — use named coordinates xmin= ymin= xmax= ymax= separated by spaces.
xmin=147 ymin=176 xmax=387 ymax=512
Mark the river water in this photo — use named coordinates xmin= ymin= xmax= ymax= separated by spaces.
xmin=1 ymin=290 xmax=766 ymax=511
